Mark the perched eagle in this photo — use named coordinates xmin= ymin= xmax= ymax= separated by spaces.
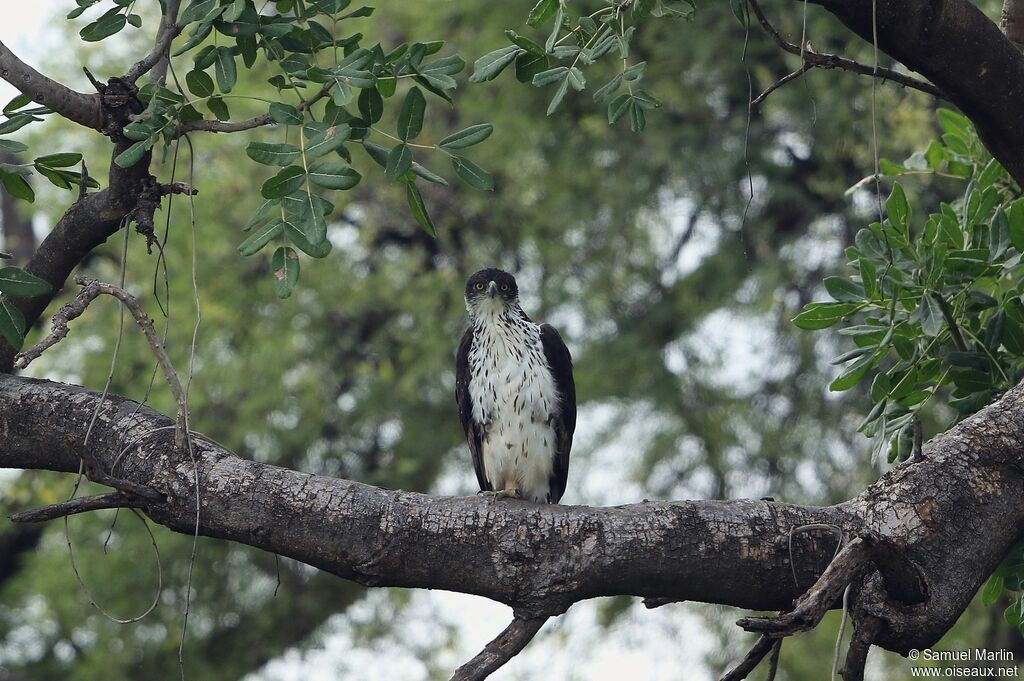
xmin=455 ymin=268 xmax=576 ymax=503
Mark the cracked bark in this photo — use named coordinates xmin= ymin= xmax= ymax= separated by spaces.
xmin=3 ymin=373 xmax=1023 ymax=655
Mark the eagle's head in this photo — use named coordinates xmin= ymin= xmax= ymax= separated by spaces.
xmin=465 ymin=268 xmax=519 ymax=318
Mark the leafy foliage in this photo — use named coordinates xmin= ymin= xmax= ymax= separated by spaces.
xmin=794 ymin=108 xmax=1024 ymax=623
xmin=469 ymin=0 xmax=694 ymax=128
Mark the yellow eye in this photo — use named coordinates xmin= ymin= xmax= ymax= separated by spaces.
xmin=475 ymin=282 xmax=484 ymax=290
xmin=500 ymin=284 xmax=509 ymax=291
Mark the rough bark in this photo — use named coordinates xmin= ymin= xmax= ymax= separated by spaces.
xmin=3 ymin=373 xmax=1023 ymax=654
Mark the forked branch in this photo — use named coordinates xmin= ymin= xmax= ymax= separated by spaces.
xmin=14 ymin=275 xmax=189 ymax=447
xmin=746 ymin=0 xmax=945 ymax=103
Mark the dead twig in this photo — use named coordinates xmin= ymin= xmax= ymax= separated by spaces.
xmin=174 ymin=82 xmax=333 ymax=136
xmin=14 ymin=276 xmax=189 ymax=448
xmin=720 ymin=635 xmax=776 ymax=681
xmin=449 ymin=616 xmax=548 ymax=681
xmin=752 ymin=64 xmax=811 ymax=106
xmin=841 ymin=614 xmax=884 ymax=681
xmin=9 ymin=492 xmax=141 ymax=523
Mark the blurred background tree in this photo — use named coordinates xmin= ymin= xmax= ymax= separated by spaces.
xmin=0 ymin=1 xmax=1018 ymax=679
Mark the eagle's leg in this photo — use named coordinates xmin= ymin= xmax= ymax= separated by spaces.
xmin=476 ymin=485 xmax=521 ymax=500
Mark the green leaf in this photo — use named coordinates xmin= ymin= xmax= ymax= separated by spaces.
xmin=829 ymin=351 xmax=876 ymax=392
xmin=186 ymin=69 xmax=215 ymax=98
xmin=357 ymin=87 xmax=383 ymax=123
xmin=34 ymin=153 xmax=82 ymax=168
xmin=269 ymin=102 xmax=303 ymax=125
xmin=438 ymin=124 xmax=493 ymax=150
xmin=546 ymin=79 xmax=568 ymax=116
xmin=113 ymin=139 xmax=153 ymax=168
xmin=886 ymin=182 xmax=909 ymax=231
xmin=246 ymin=142 xmax=301 ymax=166
xmin=1008 ymin=199 xmax=1024 ymax=252
xmin=469 ymin=46 xmax=520 ymax=83
xmin=527 ymin=0 xmax=558 ymax=27
xmin=0 ymin=172 xmax=33 ymax=203
xmin=982 ymin=574 xmax=1004 ymax=607
xmin=80 ymin=13 xmax=127 ymax=41
xmin=0 ymin=115 xmax=35 ymax=135
xmin=207 ymin=96 xmax=230 ymax=120
xmin=307 ymin=161 xmax=361 ymax=189
xmin=629 ymin=101 xmax=646 ymax=132
xmin=397 ymin=87 xmax=426 ymax=141
xmin=918 ymin=293 xmax=944 ymax=337
xmin=284 ymin=220 xmax=332 ymax=258
xmin=214 ymin=46 xmax=237 ymax=93
xmin=608 ymin=94 xmax=631 ymax=124
xmin=514 ymin=51 xmax=549 ymax=84
xmin=792 ymin=302 xmax=860 ymax=330
xmin=410 ymin=161 xmax=449 ymax=186
xmin=304 ymin=124 xmax=350 ymax=157
xmin=406 ymin=181 xmax=436 ymax=237
xmin=0 ymin=139 xmax=28 ymax=154
xmin=261 ymin=166 xmax=306 ymax=199
xmin=532 ymin=66 xmax=568 ymax=87
xmin=451 ymin=156 xmax=493 ymax=191
xmin=504 ymin=30 xmax=545 ymax=56
xmin=238 ymin=217 xmax=284 ymax=256
xmin=0 ymin=267 xmax=51 ymax=298
xmin=271 ymin=246 xmax=300 ymax=299
xmin=824 ymin=276 xmax=866 ymax=303
xmin=0 ymin=297 xmax=26 ymax=349
xmin=566 ymin=67 xmax=585 ymax=91
xmin=859 ymin=257 xmax=878 ymax=300
xmin=385 ymin=144 xmax=413 ymax=181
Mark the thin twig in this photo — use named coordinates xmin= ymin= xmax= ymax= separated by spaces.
xmin=752 ymin=63 xmax=811 ymax=106
xmin=9 ymin=492 xmax=140 ymax=523
xmin=767 ymin=638 xmax=782 ymax=681
xmin=720 ymin=635 xmax=776 ymax=681
xmin=15 ymin=276 xmax=189 ymax=448
xmin=449 ymin=617 xmax=548 ymax=681
xmin=174 ymin=83 xmax=333 ymax=136
xmin=746 ymin=0 xmax=946 ymax=100
xmin=126 ymin=0 xmax=182 ymax=84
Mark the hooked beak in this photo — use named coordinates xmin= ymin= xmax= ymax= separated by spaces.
xmin=487 ymin=281 xmax=498 ymax=297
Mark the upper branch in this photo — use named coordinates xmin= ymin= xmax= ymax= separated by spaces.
xmin=126 ymin=0 xmax=183 ymax=84
xmin=0 ymin=40 xmax=102 ymax=130
xmin=748 ymin=0 xmax=945 ymax=100
xmin=803 ymin=0 xmax=1024 ymax=185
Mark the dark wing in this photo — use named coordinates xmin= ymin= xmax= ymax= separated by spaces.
xmin=456 ymin=326 xmax=490 ymax=492
xmin=540 ymin=324 xmax=576 ymax=503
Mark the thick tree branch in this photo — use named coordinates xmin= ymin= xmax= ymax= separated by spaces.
xmin=2 ymin=373 xmax=1024 ymax=659
xmin=802 ymin=0 xmax=1024 ymax=185
xmin=449 ymin=617 xmax=547 ymax=681
xmin=0 ymin=40 xmax=101 ymax=130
